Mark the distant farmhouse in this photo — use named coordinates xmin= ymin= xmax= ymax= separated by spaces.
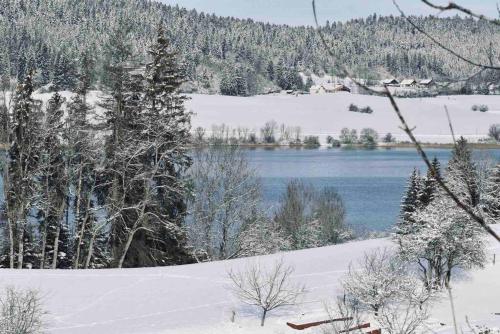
xmin=400 ymin=79 xmax=417 ymax=87
xmin=419 ymin=79 xmax=435 ymax=87
xmin=381 ymin=78 xmax=399 ymax=86
xmin=309 ymin=84 xmax=351 ymax=94
xmin=381 ymin=78 xmax=435 ymax=88
xmin=489 ymin=83 xmax=500 ymax=95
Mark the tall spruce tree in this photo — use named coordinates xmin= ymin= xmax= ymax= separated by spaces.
xmin=395 ymin=168 xmax=423 ymax=236
xmin=446 ymin=137 xmax=480 ymax=207
xmin=113 ymin=25 xmax=194 ymax=268
xmin=419 ymin=157 xmax=441 ymax=207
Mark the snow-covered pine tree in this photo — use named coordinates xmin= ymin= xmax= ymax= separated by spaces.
xmin=446 ymin=137 xmax=480 ymax=207
xmin=395 ymin=168 xmax=423 ymax=237
xmin=482 ymin=163 xmax=500 ymax=223
xmin=113 ymin=25 xmax=194 ymax=268
xmin=52 ymin=52 xmax=77 ymax=91
xmin=99 ymin=22 xmax=145 ymax=268
xmin=419 ymin=157 xmax=441 ymax=207
xmin=408 ymin=193 xmax=486 ymax=288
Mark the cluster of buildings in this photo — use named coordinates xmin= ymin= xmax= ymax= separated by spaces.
xmin=307 ymin=78 xmax=435 ymax=95
xmin=309 ymin=83 xmax=351 ymax=94
xmin=381 ymin=78 xmax=435 ymax=88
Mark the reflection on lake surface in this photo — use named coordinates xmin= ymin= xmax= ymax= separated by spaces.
xmin=244 ymin=147 xmax=500 ymax=232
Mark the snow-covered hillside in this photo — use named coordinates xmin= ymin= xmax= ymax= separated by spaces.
xmin=1 ymin=225 xmax=499 ymax=334
xmin=186 ymin=93 xmax=500 ymax=143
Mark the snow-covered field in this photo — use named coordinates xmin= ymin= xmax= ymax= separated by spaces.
xmin=1 ymin=225 xmax=499 ymax=334
xmin=23 ymin=91 xmax=500 ymax=144
xmin=186 ymin=93 xmax=500 ymax=143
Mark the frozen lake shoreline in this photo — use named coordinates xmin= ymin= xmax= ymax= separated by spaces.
xmin=186 ymin=93 xmax=500 ymax=144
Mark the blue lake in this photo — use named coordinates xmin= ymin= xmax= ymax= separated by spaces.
xmin=244 ymin=147 xmax=500 ymax=232
xmin=0 ymin=147 xmax=498 ymax=233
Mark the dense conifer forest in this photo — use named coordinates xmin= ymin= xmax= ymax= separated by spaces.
xmin=1 ymin=0 xmax=499 ymax=95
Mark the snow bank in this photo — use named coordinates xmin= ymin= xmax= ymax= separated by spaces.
xmin=1 ymin=225 xmax=499 ymax=334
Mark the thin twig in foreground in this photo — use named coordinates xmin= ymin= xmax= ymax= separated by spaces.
xmin=421 ymin=0 xmax=500 ymax=26
xmin=393 ymin=0 xmax=500 ymax=71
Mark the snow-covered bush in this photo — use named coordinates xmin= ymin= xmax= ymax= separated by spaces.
xmin=472 ymin=104 xmax=489 ymax=112
xmin=341 ymin=248 xmax=417 ymax=316
xmin=383 ymin=133 xmax=395 ymax=143
xmin=359 ymin=128 xmax=379 ymax=147
xmin=274 ymin=180 xmax=351 ymax=250
xmin=237 ymin=217 xmax=292 ymax=257
xmin=339 ymin=128 xmax=358 ymax=145
xmin=348 ymin=103 xmax=359 ymax=112
xmin=479 ymin=105 xmax=489 ymax=112
xmin=303 ymin=136 xmax=320 ymax=148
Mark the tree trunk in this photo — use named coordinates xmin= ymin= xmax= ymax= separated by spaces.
xmin=118 ymin=228 xmax=138 ymax=269
xmin=6 ymin=216 xmax=14 ymax=269
xmin=73 ymin=168 xmax=85 ymax=269
xmin=84 ymin=230 xmax=97 ymax=269
xmin=51 ymin=200 xmax=67 ymax=269
xmin=260 ymin=309 xmax=267 ymax=327
xmin=447 ymin=284 xmax=458 ymax=334
xmin=16 ymin=219 xmax=24 ymax=269
xmin=3 ymin=165 xmax=14 ymax=269
xmin=51 ymin=223 xmax=61 ymax=270
xmin=39 ymin=223 xmax=47 ymax=269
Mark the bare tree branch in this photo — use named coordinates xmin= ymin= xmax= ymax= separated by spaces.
xmin=421 ymin=0 xmax=500 ymax=26
xmin=393 ymin=0 xmax=500 ymax=71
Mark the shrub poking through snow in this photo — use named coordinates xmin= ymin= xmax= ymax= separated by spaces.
xmin=473 ymin=104 xmax=489 ymax=112
xmin=348 ymin=104 xmax=373 ymax=114
xmin=479 ymin=105 xmax=489 ymax=112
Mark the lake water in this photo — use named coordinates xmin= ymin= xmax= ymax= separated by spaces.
xmin=245 ymin=147 xmax=500 ymax=232
xmin=0 ymin=147 xmax=498 ymax=234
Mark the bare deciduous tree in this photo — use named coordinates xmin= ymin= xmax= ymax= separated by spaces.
xmin=260 ymin=120 xmax=277 ymax=144
xmin=228 ymin=259 xmax=305 ymax=326
xmin=488 ymin=124 xmax=500 ymax=142
xmin=0 ymin=287 xmax=45 ymax=334
xmin=187 ymin=146 xmax=262 ymax=260
xmin=323 ymin=298 xmax=364 ymax=334
xmin=377 ymin=300 xmax=429 ymax=334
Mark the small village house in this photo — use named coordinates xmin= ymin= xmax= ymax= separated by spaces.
xmin=400 ymin=79 xmax=417 ymax=87
xmin=309 ymin=84 xmax=351 ymax=94
xmin=419 ymin=79 xmax=435 ymax=87
xmin=381 ymin=78 xmax=399 ymax=86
